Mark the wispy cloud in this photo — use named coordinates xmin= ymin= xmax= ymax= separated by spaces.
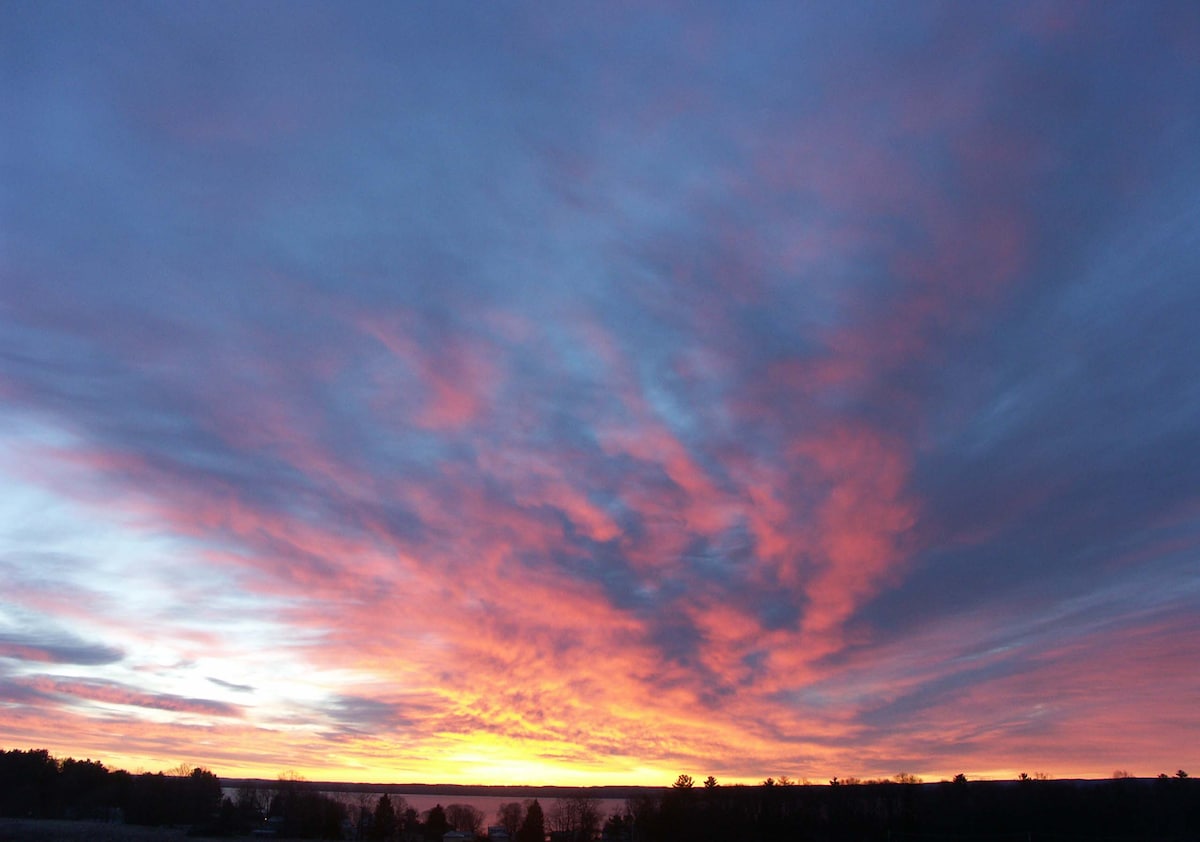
xmin=17 ymin=675 xmax=243 ymax=719
xmin=0 ymin=632 xmax=124 ymax=667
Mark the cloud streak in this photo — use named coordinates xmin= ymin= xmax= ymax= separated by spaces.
xmin=0 ymin=632 xmax=124 ymax=667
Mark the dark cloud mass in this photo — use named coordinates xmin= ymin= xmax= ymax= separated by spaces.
xmin=0 ymin=1 xmax=1198 ymax=783
xmin=0 ymin=632 xmax=124 ymax=667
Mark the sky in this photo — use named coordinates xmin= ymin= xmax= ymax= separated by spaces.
xmin=1 ymin=1 xmax=1199 ymax=786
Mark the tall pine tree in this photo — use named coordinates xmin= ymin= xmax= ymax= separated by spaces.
xmin=373 ymin=794 xmax=397 ymax=840
xmin=517 ymin=799 xmax=545 ymax=842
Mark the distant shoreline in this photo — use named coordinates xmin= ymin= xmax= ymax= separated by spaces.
xmin=220 ymin=777 xmax=1137 ymax=796
xmin=222 ymin=779 xmax=661 ymax=800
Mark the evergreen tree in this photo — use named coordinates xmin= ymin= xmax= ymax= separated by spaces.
xmin=425 ymin=804 xmax=450 ymax=841
xmin=401 ymin=806 xmax=421 ymax=836
xmin=374 ymin=794 xmax=397 ymax=840
xmin=517 ymin=799 xmax=545 ymax=842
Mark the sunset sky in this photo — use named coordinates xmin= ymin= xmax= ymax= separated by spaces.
xmin=2 ymin=2 xmax=1199 ymax=786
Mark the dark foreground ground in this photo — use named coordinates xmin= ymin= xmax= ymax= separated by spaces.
xmin=0 ymin=819 xmax=190 ymax=842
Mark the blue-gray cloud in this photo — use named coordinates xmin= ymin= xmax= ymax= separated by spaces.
xmin=0 ymin=631 xmax=124 ymax=666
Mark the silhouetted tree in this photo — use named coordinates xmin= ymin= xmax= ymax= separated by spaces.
xmin=374 ymin=794 xmax=398 ymax=840
xmin=498 ymin=801 xmax=524 ymax=837
xmin=446 ymin=802 xmax=484 ymax=835
xmin=517 ymin=799 xmax=545 ymax=842
xmin=57 ymin=757 xmax=110 ymax=818
xmin=703 ymin=776 xmax=717 ymax=789
xmin=183 ymin=767 xmax=221 ymax=824
xmin=549 ymin=796 xmax=601 ymax=841
xmin=672 ymin=774 xmax=694 ymax=789
xmin=425 ymin=804 xmax=450 ymax=841
xmin=589 ymin=774 xmax=1200 ymax=842
xmin=236 ymin=782 xmax=267 ymax=817
xmin=601 ymin=811 xmax=632 ymax=842
xmin=269 ymin=778 xmax=347 ymax=839
xmin=401 ymin=805 xmax=421 ymax=837
xmin=623 ymin=793 xmax=661 ymax=842
xmin=0 ymin=749 xmax=58 ymax=818
xmin=224 ymin=787 xmax=264 ymax=834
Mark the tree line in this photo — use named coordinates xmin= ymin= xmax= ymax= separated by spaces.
xmin=3 ymin=749 xmax=1197 ymax=841
xmin=0 ymin=749 xmax=587 ymax=840
xmin=222 ymin=772 xmax=1200 ymax=841
xmin=628 ymin=770 xmax=1200 ymax=841
xmin=0 ymin=748 xmax=220 ymax=826
xmin=335 ymin=773 xmax=1200 ymax=842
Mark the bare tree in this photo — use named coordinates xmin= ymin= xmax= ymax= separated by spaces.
xmin=446 ymin=803 xmax=484 ymax=835
xmin=236 ymin=782 xmax=266 ymax=816
xmin=549 ymin=797 xmax=601 ymax=841
xmin=497 ymin=802 xmax=524 ymax=837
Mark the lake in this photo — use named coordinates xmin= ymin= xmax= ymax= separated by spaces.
xmin=221 ymin=785 xmax=632 ymax=825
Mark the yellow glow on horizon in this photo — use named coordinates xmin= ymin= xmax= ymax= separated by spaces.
xmin=14 ymin=723 xmax=1122 ymax=787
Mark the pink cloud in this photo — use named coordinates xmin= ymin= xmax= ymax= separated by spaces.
xmin=21 ymin=676 xmax=242 ymax=719
xmin=360 ymin=312 xmax=502 ymax=432
xmin=476 ymin=449 xmax=620 ymax=543
xmin=790 ymin=425 xmax=917 ymax=636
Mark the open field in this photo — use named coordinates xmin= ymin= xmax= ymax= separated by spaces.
xmin=0 ymin=819 xmax=190 ymax=842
